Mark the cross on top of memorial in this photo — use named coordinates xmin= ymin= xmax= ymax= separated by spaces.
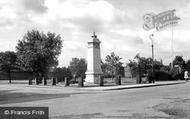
xmin=91 ymin=32 xmax=97 ymax=38
xmin=90 ymin=32 xmax=100 ymax=43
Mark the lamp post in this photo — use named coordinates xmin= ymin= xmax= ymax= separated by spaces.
xmin=149 ymin=34 xmax=155 ymax=83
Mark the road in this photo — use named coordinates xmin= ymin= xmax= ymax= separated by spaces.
xmin=0 ymin=82 xmax=190 ymax=118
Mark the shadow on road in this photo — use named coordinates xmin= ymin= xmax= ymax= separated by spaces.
xmin=0 ymin=90 xmax=86 ymax=105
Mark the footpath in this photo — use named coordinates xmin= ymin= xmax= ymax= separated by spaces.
xmin=82 ymin=80 xmax=186 ymax=91
xmin=0 ymin=80 xmax=186 ymax=93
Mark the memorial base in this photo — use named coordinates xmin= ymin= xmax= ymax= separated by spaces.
xmin=85 ymin=72 xmax=102 ymax=84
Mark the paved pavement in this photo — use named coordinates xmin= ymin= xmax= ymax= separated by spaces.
xmin=0 ymin=80 xmax=186 ymax=92
xmin=82 ymin=80 xmax=186 ymax=91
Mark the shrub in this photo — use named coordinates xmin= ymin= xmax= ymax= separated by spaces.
xmin=154 ymin=71 xmax=176 ymax=81
xmin=169 ymin=67 xmax=184 ymax=80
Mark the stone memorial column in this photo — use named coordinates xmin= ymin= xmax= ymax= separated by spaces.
xmin=85 ymin=32 xmax=102 ymax=84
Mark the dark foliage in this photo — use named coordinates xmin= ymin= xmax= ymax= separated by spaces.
xmin=0 ymin=51 xmax=17 ymax=83
xmin=16 ymin=30 xmax=62 ymax=79
xmin=52 ymin=67 xmax=72 ymax=82
xmin=154 ymin=71 xmax=176 ymax=81
xmin=69 ymin=58 xmax=87 ymax=79
xmin=104 ymin=52 xmax=123 ymax=81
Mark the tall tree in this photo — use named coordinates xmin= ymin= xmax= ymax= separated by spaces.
xmin=69 ymin=58 xmax=87 ymax=80
xmin=128 ymin=59 xmax=138 ymax=77
xmin=101 ymin=60 xmax=109 ymax=76
xmin=185 ymin=60 xmax=190 ymax=71
xmin=16 ymin=30 xmax=62 ymax=80
xmin=172 ymin=56 xmax=185 ymax=73
xmin=105 ymin=52 xmax=123 ymax=81
xmin=173 ymin=56 xmax=185 ymax=67
xmin=128 ymin=53 xmax=163 ymax=77
xmin=170 ymin=56 xmax=185 ymax=79
xmin=134 ymin=53 xmax=152 ymax=75
xmin=0 ymin=51 xmax=17 ymax=83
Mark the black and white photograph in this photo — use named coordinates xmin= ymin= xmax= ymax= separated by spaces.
xmin=0 ymin=0 xmax=190 ymax=119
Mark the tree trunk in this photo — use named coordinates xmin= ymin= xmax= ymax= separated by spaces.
xmin=78 ymin=77 xmax=84 ymax=87
xmin=42 ymin=77 xmax=47 ymax=85
xmin=8 ymin=70 xmax=11 ymax=84
xmin=74 ymin=74 xmax=77 ymax=83
xmin=41 ymin=73 xmax=47 ymax=85
xmin=115 ymin=75 xmax=121 ymax=85
xmin=52 ymin=77 xmax=56 ymax=85
xmin=111 ymin=71 xmax=114 ymax=83
xmin=33 ymin=72 xmax=36 ymax=82
xmin=99 ymin=76 xmax=104 ymax=86
xmin=28 ymin=78 xmax=32 ymax=85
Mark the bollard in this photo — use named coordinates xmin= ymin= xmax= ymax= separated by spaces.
xmin=52 ymin=77 xmax=56 ymax=85
xmin=78 ymin=77 xmax=84 ymax=87
xmin=118 ymin=75 xmax=121 ymax=85
xmin=42 ymin=77 xmax=47 ymax=85
xmin=28 ymin=78 xmax=32 ymax=85
xmin=115 ymin=75 xmax=121 ymax=85
xmin=35 ymin=77 xmax=39 ymax=85
xmin=99 ymin=76 xmax=104 ymax=86
xmin=139 ymin=75 xmax=142 ymax=84
xmin=148 ymin=73 xmax=154 ymax=83
xmin=136 ymin=75 xmax=141 ymax=84
xmin=152 ymin=73 xmax=155 ymax=83
xmin=64 ymin=77 xmax=70 ymax=87
xmin=39 ymin=77 xmax=42 ymax=84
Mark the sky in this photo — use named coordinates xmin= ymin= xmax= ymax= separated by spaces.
xmin=0 ymin=0 xmax=190 ymax=67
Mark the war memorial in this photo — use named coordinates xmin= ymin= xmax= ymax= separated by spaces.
xmin=85 ymin=32 xmax=102 ymax=84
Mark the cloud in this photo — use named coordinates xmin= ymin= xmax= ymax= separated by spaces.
xmin=69 ymin=16 xmax=108 ymax=33
xmin=0 ymin=0 xmax=48 ymax=28
xmin=0 ymin=0 xmax=190 ymax=66
xmin=0 ymin=4 xmax=17 ymax=27
xmin=134 ymin=37 xmax=144 ymax=45
xmin=22 ymin=0 xmax=47 ymax=14
xmin=44 ymin=0 xmax=127 ymax=32
xmin=0 ymin=19 xmax=14 ymax=27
